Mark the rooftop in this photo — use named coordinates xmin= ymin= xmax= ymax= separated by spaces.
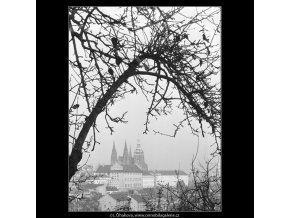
xmin=109 ymin=192 xmax=130 ymax=202
xmin=130 ymin=194 xmax=145 ymax=203
xmin=106 ymin=186 xmax=118 ymax=191
xmin=122 ymin=165 xmax=142 ymax=173
xmin=96 ymin=165 xmax=111 ymax=173
xmin=142 ymin=171 xmax=153 ymax=176
xmin=153 ymin=170 xmax=187 ymax=176
xmin=96 ymin=164 xmax=142 ymax=173
xmin=81 ymin=183 xmax=104 ymax=190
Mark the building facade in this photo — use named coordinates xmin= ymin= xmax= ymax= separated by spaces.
xmin=142 ymin=172 xmax=155 ymax=188
xmin=96 ymin=163 xmax=143 ymax=191
xmin=92 ymin=175 xmax=111 ymax=185
xmin=152 ymin=170 xmax=189 ymax=187
xmin=129 ymin=195 xmax=146 ymax=211
xmin=98 ymin=192 xmax=129 ymax=211
xmin=98 ymin=192 xmax=146 ymax=211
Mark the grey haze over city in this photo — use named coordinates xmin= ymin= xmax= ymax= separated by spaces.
xmin=69 ymin=86 xmax=220 ymax=173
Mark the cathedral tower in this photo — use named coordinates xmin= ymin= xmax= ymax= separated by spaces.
xmin=111 ymin=141 xmax=117 ymax=165
xmin=122 ymin=140 xmax=130 ymax=165
xmin=133 ymin=140 xmax=148 ymax=171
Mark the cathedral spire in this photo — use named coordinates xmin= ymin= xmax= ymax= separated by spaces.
xmin=111 ymin=141 xmax=117 ymax=165
xmin=122 ymin=140 xmax=129 ymax=165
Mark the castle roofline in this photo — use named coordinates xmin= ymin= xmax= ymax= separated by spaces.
xmin=153 ymin=170 xmax=187 ymax=175
xmin=96 ymin=164 xmax=143 ymax=173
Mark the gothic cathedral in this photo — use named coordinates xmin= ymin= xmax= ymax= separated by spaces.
xmin=110 ymin=140 xmax=148 ymax=172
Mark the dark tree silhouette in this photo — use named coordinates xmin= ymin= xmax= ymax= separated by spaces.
xmin=69 ymin=192 xmax=102 ymax=212
xmin=69 ymin=7 xmax=221 ymax=181
xmin=160 ymin=155 xmax=221 ymax=211
xmin=115 ymin=198 xmax=132 ymax=211
xmin=142 ymin=155 xmax=221 ymax=211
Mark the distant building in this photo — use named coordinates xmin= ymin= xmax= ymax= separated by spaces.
xmin=152 ymin=170 xmax=189 ymax=187
xmin=111 ymin=140 xmax=148 ymax=172
xmin=98 ymin=192 xmax=130 ymax=211
xmin=130 ymin=194 xmax=146 ymax=211
xmin=98 ymin=192 xmax=146 ymax=212
xmin=106 ymin=186 xmax=118 ymax=194
xmin=96 ymin=163 xmax=142 ymax=191
xmin=142 ymin=171 xmax=155 ymax=188
xmin=92 ymin=174 xmax=111 ymax=185
xmin=97 ymin=141 xmax=189 ymax=190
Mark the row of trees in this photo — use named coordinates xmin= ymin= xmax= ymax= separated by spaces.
xmin=69 ymin=192 xmax=101 ymax=212
xmin=140 ymin=155 xmax=221 ymax=212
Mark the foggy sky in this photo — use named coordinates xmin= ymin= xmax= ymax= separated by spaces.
xmin=73 ymin=83 xmax=219 ymax=173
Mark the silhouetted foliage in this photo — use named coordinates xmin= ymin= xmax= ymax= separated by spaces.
xmin=115 ymin=198 xmax=132 ymax=211
xmin=69 ymin=6 xmax=221 ymax=182
xmin=69 ymin=192 xmax=102 ymax=212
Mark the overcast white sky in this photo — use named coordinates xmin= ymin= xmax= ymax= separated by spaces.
xmin=69 ymin=7 xmax=221 ymax=174
xmin=82 ymin=86 xmax=218 ymax=173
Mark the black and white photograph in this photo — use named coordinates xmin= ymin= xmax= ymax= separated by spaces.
xmin=68 ymin=6 xmax=221 ymax=212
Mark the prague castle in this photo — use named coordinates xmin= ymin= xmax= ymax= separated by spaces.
xmin=93 ymin=140 xmax=188 ymax=191
xmin=110 ymin=140 xmax=148 ymax=172
xmin=72 ymin=141 xmax=194 ymax=211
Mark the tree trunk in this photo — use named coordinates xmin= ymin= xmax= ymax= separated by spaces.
xmin=69 ymin=67 xmax=135 ymax=181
